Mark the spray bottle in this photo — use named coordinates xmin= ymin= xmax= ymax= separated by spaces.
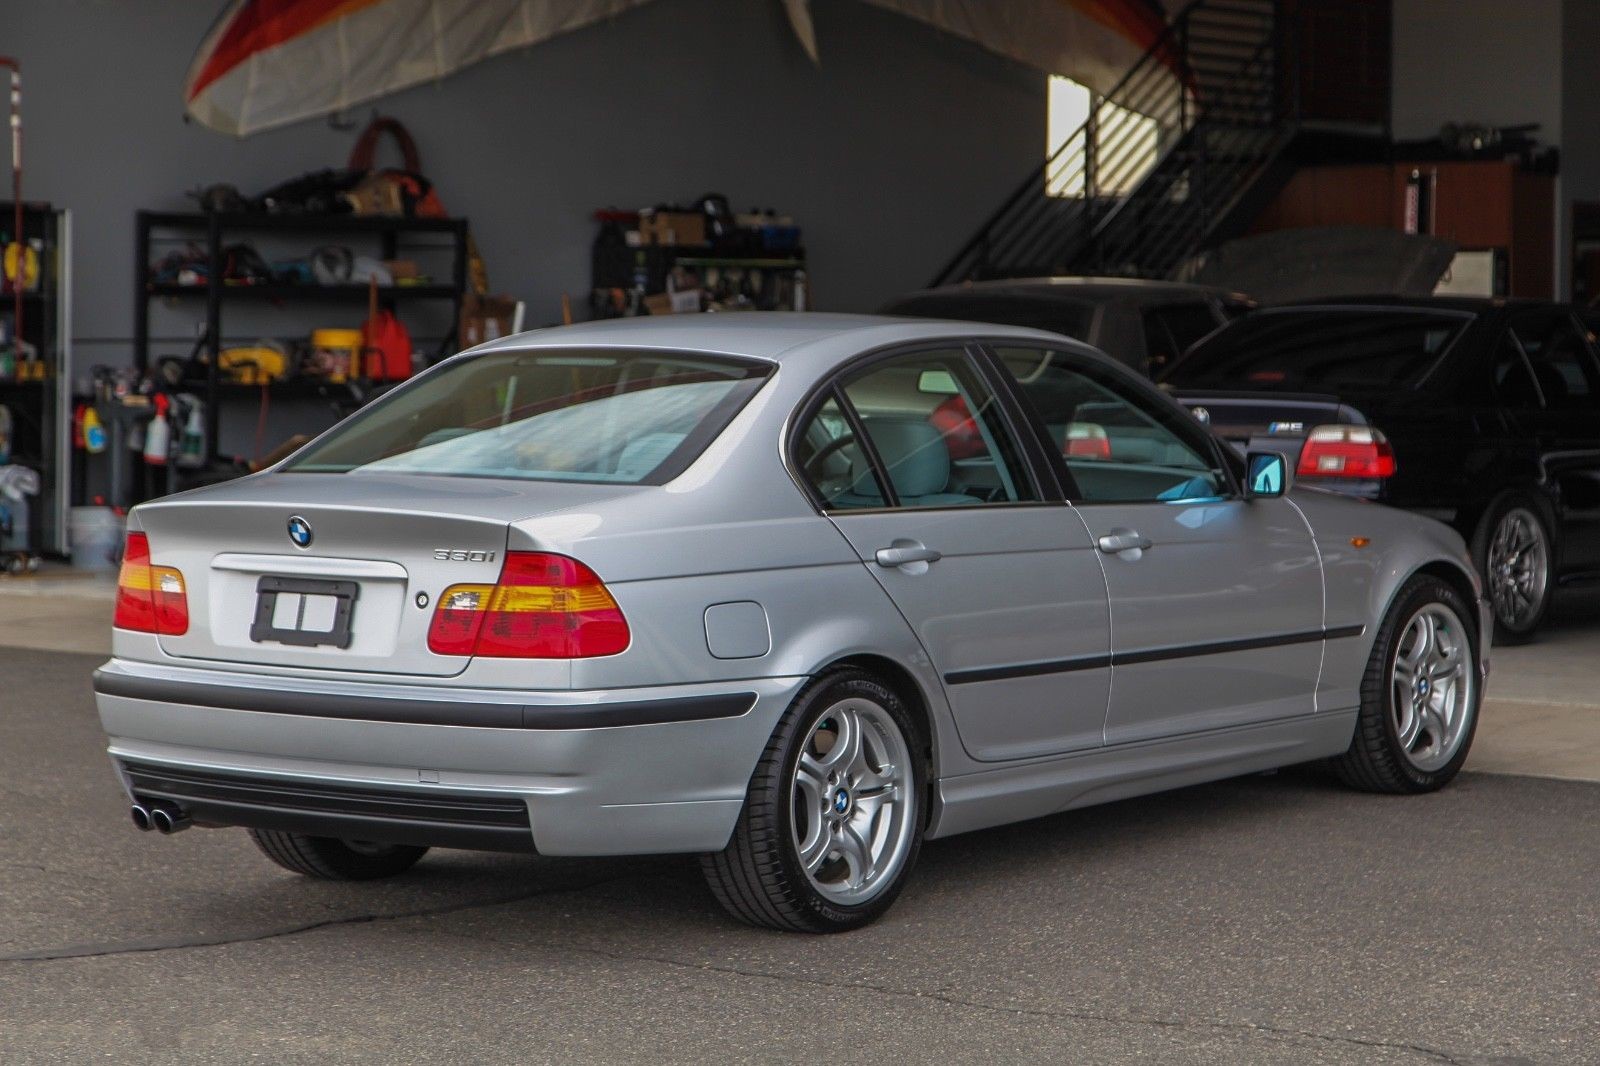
xmin=143 ymin=394 xmax=171 ymax=466
xmin=83 ymin=406 xmax=106 ymax=454
xmin=178 ymin=397 xmax=204 ymax=468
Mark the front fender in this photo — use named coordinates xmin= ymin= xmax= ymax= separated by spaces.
xmin=1291 ymin=489 xmax=1486 ymax=712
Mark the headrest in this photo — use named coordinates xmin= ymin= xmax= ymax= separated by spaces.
xmin=852 ymin=417 xmax=952 ymax=499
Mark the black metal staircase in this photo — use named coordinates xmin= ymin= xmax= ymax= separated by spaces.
xmin=931 ymin=0 xmax=1296 ymax=286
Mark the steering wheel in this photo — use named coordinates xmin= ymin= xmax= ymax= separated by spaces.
xmin=802 ymin=433 xmax=857 ymax=478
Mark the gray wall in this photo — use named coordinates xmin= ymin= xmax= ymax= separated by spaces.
xmin=1390 ymin=0 xmax=1563 ymax=143
xmin=9 ymin=0 xmax=1045 ymax=371
xmin=1562 ymin=0 xmax=1600 ymax=297
xmin=1391 ymin=0 xmax=1571 ymax=297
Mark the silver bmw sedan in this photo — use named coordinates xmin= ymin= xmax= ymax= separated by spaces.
xmin=94 ymin=314 xmax=1488 ymax=932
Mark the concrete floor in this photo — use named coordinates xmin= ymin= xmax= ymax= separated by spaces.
xmin=2 ymin=642 xmax=1597 ymax=1063
xmin=2 ymin=573 xmax=1596 ymax=1062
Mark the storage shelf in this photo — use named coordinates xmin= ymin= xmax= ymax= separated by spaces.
xmin=135 ymin=207 xmax=470 ymax=497
xmin=671 ymin=256 xmax=805 ymax=268
xmin=140 ymin=211 xmax=468 ymax=235
xmin=148 ymin=282 xmax=458 ymax=301
xmin=1 ymin=202 xmax=70 ymax=556
xmin=180 ymin=377 xmax=398 ymax=402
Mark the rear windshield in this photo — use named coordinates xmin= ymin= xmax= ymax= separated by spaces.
xmin=287 ymin=348 xmax=770 ymax=484
xmin=1162 ymin=308 xmax=1473 ymax=390
xmin=880 ymin=294 xmax=1093 ymax=341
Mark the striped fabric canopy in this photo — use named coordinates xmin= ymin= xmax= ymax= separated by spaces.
xmin=185 ymin=0 xmax=1171 ymax=137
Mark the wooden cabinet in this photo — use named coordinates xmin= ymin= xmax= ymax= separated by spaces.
xmin=1251 ymin=160 xmax=1554 ymax=298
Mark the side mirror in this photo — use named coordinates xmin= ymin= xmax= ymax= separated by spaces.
xmin=1244 ymin=450 xmax=1288 ymax=499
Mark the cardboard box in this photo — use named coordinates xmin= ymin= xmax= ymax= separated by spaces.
xmin=459 ymin=293 xmax=521 ymax=347
xmin=639 ymin=210 xmax=707 ymax=247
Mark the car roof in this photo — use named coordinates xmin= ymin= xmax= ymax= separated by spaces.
xmin=465 ymin=312 xmax=1092 ymax=368
xmin=1275 ymin=294 xmax=1565 ymax=314
xmin=891 ymin=277 xmax=1250 ymax=303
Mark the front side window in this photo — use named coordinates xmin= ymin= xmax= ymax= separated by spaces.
xmin=288 ymin=349 xmax=769 ymax=484
xmin=998 ymin=346 xmax=1227 ymax=504
xmin=794 ymin=349 xmax=1037 ymax=510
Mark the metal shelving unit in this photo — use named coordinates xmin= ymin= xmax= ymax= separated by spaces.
xmin=133 ymin=210 xmax=470 ymax=479
xmin=0 ymin=202 xmax=71 ymax=557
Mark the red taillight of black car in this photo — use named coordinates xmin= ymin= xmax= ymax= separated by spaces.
xmin=1296 ymin=424 xmax=1397 ymax=479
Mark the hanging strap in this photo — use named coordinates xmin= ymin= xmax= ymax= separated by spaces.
xmin=348 ymin=117 xmax=421 ymax=173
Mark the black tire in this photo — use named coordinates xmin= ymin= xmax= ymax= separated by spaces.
xmin=247 ymin=829 xmax=428 ymax=880
xmin=700 ymin=668 xmax=927 ymax=933
xmin=1332 ymin=575 xmax=1481 ymax=794
xmin=1471 ymin=492 xmax=1554 ymax=644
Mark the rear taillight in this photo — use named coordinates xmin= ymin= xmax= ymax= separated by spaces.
xmin=113 ymin=532 xmax=189 ymax=635
xmin=427 ymin=552 xmax=630 ymax=658
xmin=1296 ymin=424 xmax=1397 ymax=479
xmin=1064 ymin=422 xmax=1112 ymax=460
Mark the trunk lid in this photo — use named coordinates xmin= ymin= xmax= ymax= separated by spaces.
xmin=135 ymin=472 xmax=635 ymax=677
xmin=1169 ymin=387 xmax=1371 ymax=461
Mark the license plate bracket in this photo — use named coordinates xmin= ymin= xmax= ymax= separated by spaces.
xmin=249 ymin=576 xmax=359 ymax=649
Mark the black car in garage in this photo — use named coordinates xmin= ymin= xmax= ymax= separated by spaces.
xmin=1161 ymin=296 xmax=1600 ymax=640
xmin=880 ymin=277 xmax=1254 ymax=375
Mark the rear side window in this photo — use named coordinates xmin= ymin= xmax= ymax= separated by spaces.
xmin=880 ymin=294 xmax=1093 ymax=341
xmin=793 ymin=349 xmax=1038 ymax=510
xmin=288 ymin=348 xmax=769 ymax=484
xmin=1163 ymin=309 xmax=1472 ymax=390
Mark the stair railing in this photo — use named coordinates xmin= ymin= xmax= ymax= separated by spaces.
xmin=928 ymin=0 xmax=1283 ymax=286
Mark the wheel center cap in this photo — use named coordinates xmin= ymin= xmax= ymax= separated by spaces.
xmin=1418 ymin=677 xmax=1430 ymax=696
xmin=832 ymin=788 xmax=851 ymax=815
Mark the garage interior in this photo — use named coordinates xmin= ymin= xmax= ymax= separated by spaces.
xmin=3 ymin=1 xmax=1599 ymax=1061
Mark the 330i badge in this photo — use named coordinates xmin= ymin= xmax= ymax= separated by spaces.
xmin=94 ymin=315 xmax=1489 ymax=932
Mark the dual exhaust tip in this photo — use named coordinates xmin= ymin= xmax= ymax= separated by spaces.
xmin=130 ymin=799 xmax=190 ymax=835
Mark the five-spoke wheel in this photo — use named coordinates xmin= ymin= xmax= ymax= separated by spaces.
xmin=1388 ymin=603 xmax=1475 ymax=773
xmin=791 ymin=698 xmax=916 ymax=906
xmin=702 ymin=669 xmax=925 ymax=932
xmin=1335 ymin=575 xmax=1480 ymax=793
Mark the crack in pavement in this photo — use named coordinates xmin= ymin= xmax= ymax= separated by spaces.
xmin=432 ymin=928 xmax=1470 ymax=1065
xmin=0 ymin=871 xmax=636 ymax=963
xmin=3 ymin=876 xmax=1476 ymax=1063
xmin=0 ymin=868 xmax=1516 ymax=1064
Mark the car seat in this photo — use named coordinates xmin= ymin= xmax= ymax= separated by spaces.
xmin=835 ymin=417 xmax=977 ymax=508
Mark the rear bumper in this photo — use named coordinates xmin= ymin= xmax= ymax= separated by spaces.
xmin=94 ymin=658 xmax=806 ymax=856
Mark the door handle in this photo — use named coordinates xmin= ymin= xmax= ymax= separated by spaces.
xmin=1097 ymin=529 xmax=1153 ymax=555
xmin=875 ymin=543 xmax=943 ymax=568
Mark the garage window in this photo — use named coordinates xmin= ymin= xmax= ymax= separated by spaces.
xmin=1047 ymin=75 xmax=1159 ymax=198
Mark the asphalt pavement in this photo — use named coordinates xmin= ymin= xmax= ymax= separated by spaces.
xmin=2 ymin=645 xmax=1597 ymax=1064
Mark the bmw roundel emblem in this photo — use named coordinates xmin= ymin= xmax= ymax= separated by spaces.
xmin=287 ymin=515 xmax=314 ymax=549
xmin=1191 ymin=406 xmax=1211 ymax=425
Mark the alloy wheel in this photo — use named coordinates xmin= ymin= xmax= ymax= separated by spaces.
xmin=790 ymin=697 xmax=916 ymax=906
xmin=1487 ymin=507 xmax=1549 ymax=631
xmin=1389 ymin=603 xmax=1475 ymax=773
